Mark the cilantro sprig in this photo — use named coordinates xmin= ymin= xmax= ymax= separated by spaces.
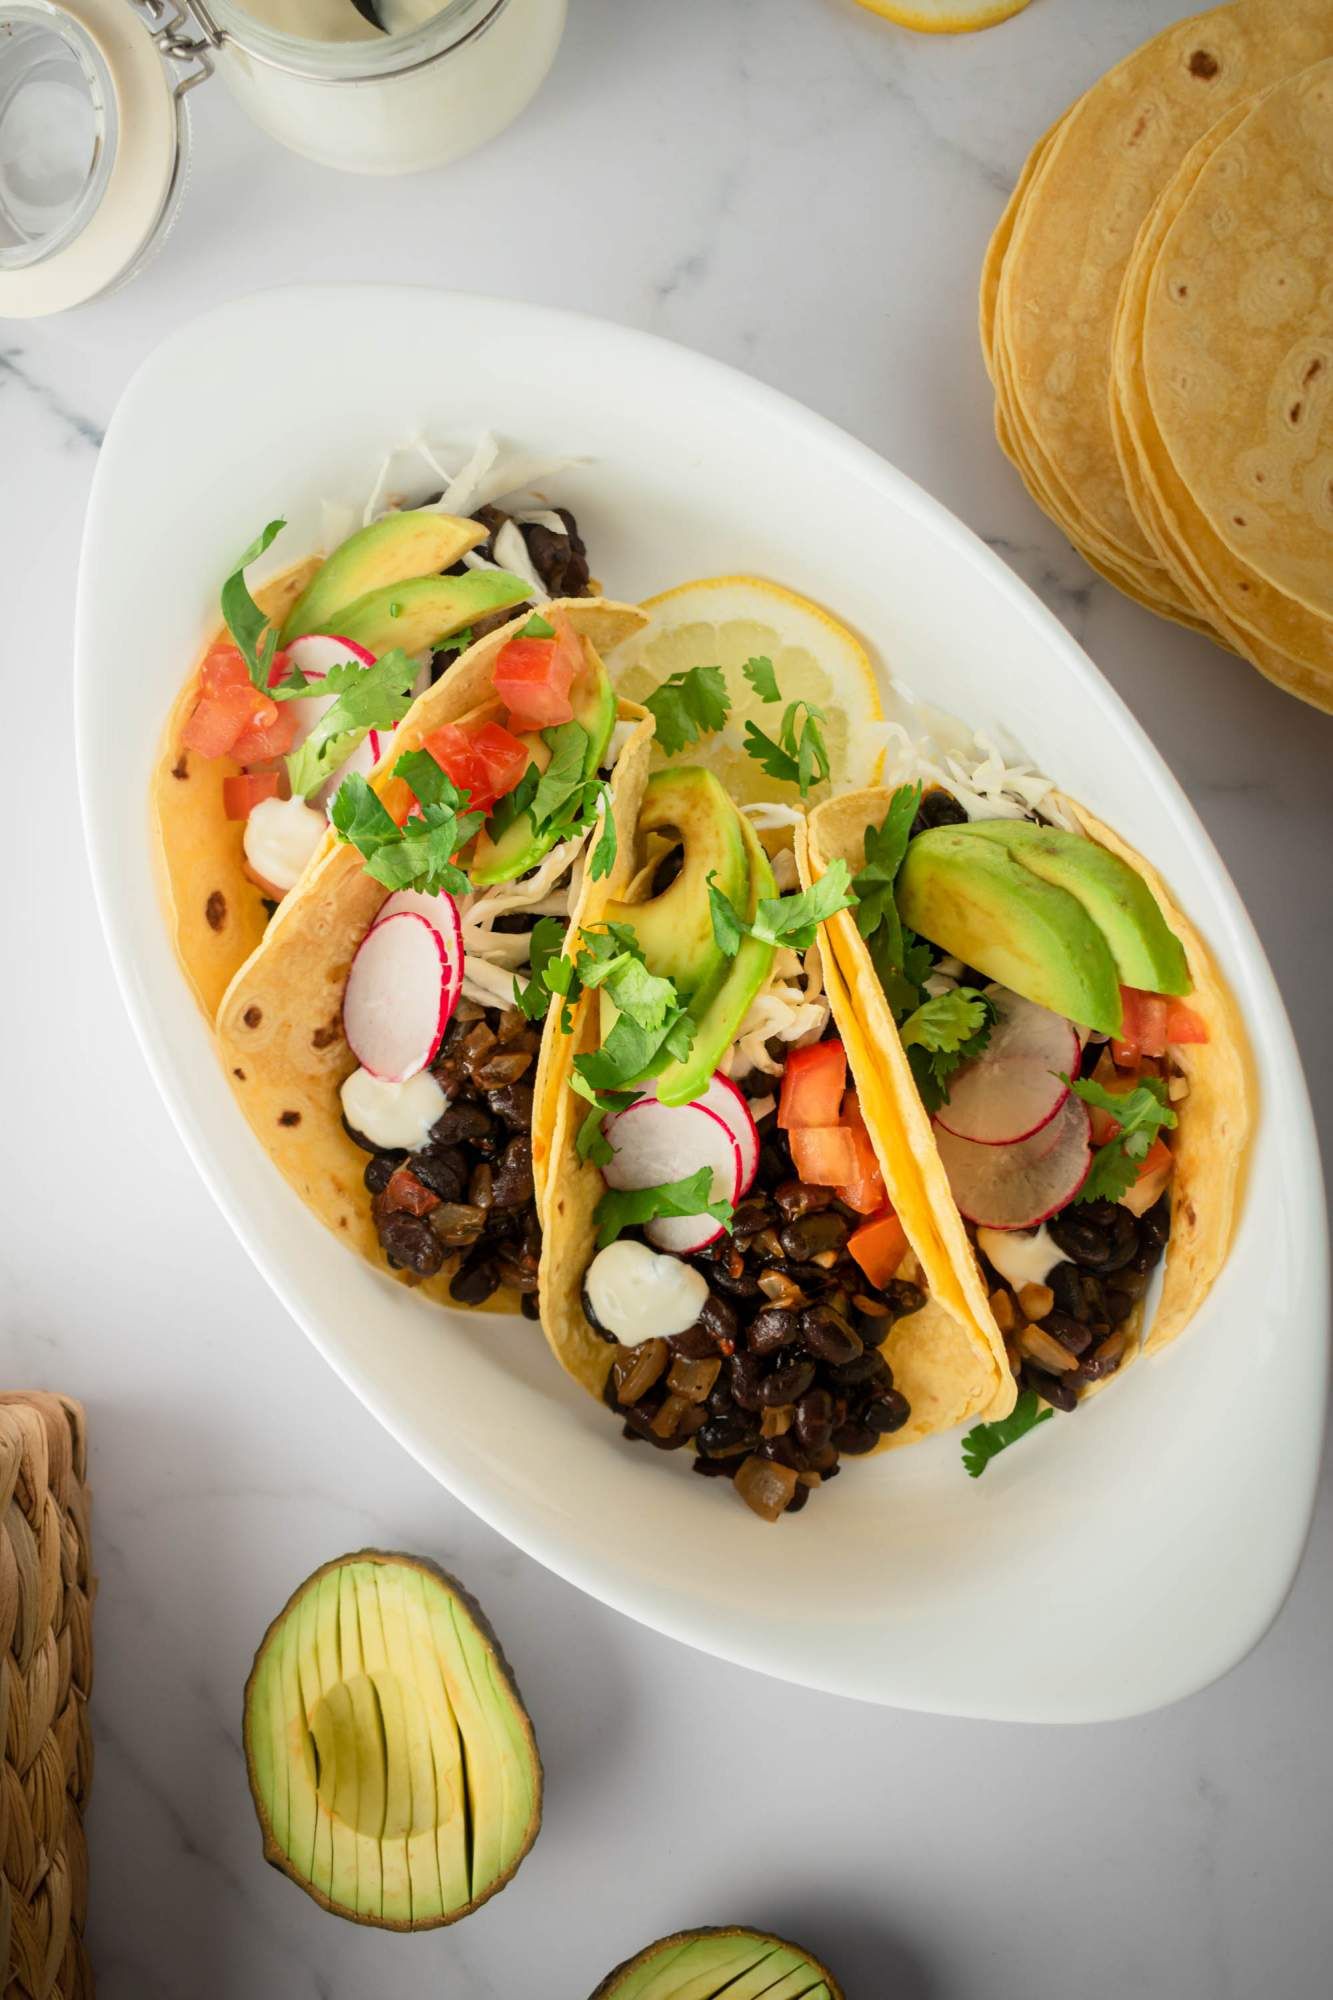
xmin=284 ymin=648 xmax=421 ymax=800
xmin=221 ymin=519 xmax=286 ymax=690
xmin=1068 ymin=1073 xmax=1176 ymax=1205
xmin=743 ymin=699 xmax=831 ymax=797
xmin=708 ymin=859 xmax=857 ymax=957
xmin=741 ymin=654 xmax=781 ymax=703
xmin=899 ymin=987 xmax=996 ymax=1115
xmin=645 ymin=665 xmax=730 ymax=756
xmin=593 ymin=1168 xmax=733 ymax=1251
xmin=569 ymin=927 xmax=696 ymax=1104
xmin=961 ymin=1390 xmax=1054 ymax=1478
xmin=329 ymin=757 xmax=483 ymax=896
xmin=851 ymin=784 xmax=929 ymax=1017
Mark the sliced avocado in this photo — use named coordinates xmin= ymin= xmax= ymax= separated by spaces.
xmin=654 ymin=814 xmax=777 ymax=1106
xmin=243 ymin=1552 xmax=541 ymax=1930
xmin=321 ymin=570 xmax=530 ymax=659
xmin=950 ymin=820 xmax=1191 ymax=996
xmin=602 ymin=767 xmax=750 ymax=1007
xmin=589 ymin=1928 xmax=844 ymax=2000
xmin=897 ymin=827 xmax=1123 ymax=1035
xmin=280 ymin=510 xmax=485 ymax=644
xmin=469 ymin=646 xmax=618 ymax=887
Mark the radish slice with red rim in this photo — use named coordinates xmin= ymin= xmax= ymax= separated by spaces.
xmin=935 ymin=986 xmax=1080 ymax=1147
xmin=934 ymin=1092 xmax=1092 ymax=1230
xmin=624 ymin=1073 xmax=760 ymax=1198
xmin=343 ymin=911 xmax=459 ymax=1083
xmin=603 ymin=1098 xmax=742 ymax=1255
xmin=279 ymin=634 xmax=390 ymax=808
xmin=375 ymin=888 xmax=464 ymax=1021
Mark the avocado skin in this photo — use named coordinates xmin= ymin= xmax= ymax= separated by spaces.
xmin=654 ymin=813 xmax=776 ymax=1107
xmin=280 ymin=510 xmax=485 ymax=645
xmin=898 ymin=828 xmax=1123 ymax=1035
xmin=469 ymin=646 xmax=618 ymax=887
xmin=588 ymin=1926 xmax=844 ymax=2000
xmin=317 ymin=570 xmax=530 ymax=659
xmin=242 ymin=1550 xmax=541 ymax=1931
xmin=949 ymin=820 xmax=1191 ymax=996
xmin=602 ymin=768 xmax=750 ymax=1009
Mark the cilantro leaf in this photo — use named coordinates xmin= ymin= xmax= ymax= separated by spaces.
xmin=329 ymin=769 xmax=483 ymax=896
xmin=485 ymin=761 xmax=542 ymax=843
xmin=588 ymin=785 xmax=618 ymax=882
xmin=708 ymin=859 xmax=856 ymax=957
xmin=593 ymin=1167 xmax=733 ymax=1251
xmin=530 ymin=721 xmax=590 ymax=831
xmin=742 ymin=700 xmax=831 ymax=798
xmin=511 ymin=915 xmax=567 ymax=1022
xmin=521 ymin=612 xmax=555 ymax=638
xmin=961 ymin=1390 xmax=1054 ymax=1478
xmin=434 ymin=625 xmax=475 ymax=659
xmin=577 ymin=1104 xmax=615 ymax=1166
xmin=902 ymin=987 xmax=995 ymax=1115
xmin=285 ymin=648 xmax=420 ymax=800
xmin=1067 ymin=1073 xmax=1176 ymax=1206
xmin=850 ymin=785 xmax=924 ymax=1016
xmin=221 ymin=519 xmax=285 ymax=690
xmin=742 ymin=655 xmax=781 ymax=703
xmin=645 ymin=665 xmax=730 ymax=756
xmin=392 ymin=746 xmax=467 ymax=813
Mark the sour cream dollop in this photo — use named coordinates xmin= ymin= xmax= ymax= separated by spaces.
xmin=584 ymin=1240 xmax=710 ymax=1343
xmin=976 ymin=1222 xmax=1064 ymax=1292
xmin=244 ymin=794 xmax=326 ymax=895
xmin=340 ymin=1065 xmax=446 ymax=1153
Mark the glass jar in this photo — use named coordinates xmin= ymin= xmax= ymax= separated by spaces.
xmin=0 ymin=0 xmax=565 ymax=314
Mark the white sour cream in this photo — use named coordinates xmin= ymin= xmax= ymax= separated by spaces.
xmin=584 ymin=1240 xmax=710 ymax=1343
xmin=243 ymin=794 xmax=327 ymax=895
xmin=976 ymin=1223 xmax=1065 ymax=1292
xmin=340 ymin=1065 xmax=446 ymax=1152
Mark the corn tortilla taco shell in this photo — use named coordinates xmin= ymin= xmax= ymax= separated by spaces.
xmin=805 ymin=788 xmax=1251 ymax=1404
xmin=213 ymin=600 xmax=652 ymax=1312
xmin=537 ymin=822 xmax=1015 ymax=1449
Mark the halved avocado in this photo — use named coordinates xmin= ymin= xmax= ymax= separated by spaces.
xmin=590 ymin=1927 xmax=844 ymax=2000
xmin=279 ymin=510 xmax=486 ymax=644
xmin=320 ymin=570 xmax=531 ymax=659
xmin=601 ymin=767 xmax=750 ymax=1008
xmin=950 ymin=820 xmax=1191 ymax=996
xmin=469 ymin=646 xmax=619 ymax=887
xmin=897 ymin=827 xmax=1123 ymax=1035
xmin=243 ymin=1551 xmax=541 ymax=1930
xmin=654 ymin=814 xmax=777 ymax=1107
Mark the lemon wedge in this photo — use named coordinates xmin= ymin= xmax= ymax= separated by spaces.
xmin=857 ymin=0 xmax=1031 ymax=31
xmin=610 ymin=575 xmax=885 ymax=807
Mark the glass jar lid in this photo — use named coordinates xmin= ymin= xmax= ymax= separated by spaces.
xmin=0 ymin=0 xmax=195 ymax=315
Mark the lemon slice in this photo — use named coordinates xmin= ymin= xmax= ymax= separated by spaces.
xmin=611 ymin=575 xmax=885 ymax=807
xmin=857 ymin=0 xmax=1031 ymax=31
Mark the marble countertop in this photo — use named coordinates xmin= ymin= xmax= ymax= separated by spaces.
xmin=6 ymin=1 xmax=1331 ymax=1994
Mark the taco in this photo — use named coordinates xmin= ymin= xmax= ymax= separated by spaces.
xmin=211 ymin=594 xmax=654 ymax=1316
xmin=537 ymin=763 xmax=1017 ymax=1521
xmin=152 ymin=446 xmax=598 ymax=1018
xmin=803 ymin=734 xmax=1251 ymax=1433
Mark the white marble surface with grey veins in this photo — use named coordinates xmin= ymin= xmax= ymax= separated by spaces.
xmin=5 ymin=2 xmax=1331 ymax=1995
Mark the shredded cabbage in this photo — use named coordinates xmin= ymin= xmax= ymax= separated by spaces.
xmin=457 ymin=836 xmax=585 ymax=1007
xmin=347 ymin=433 xmax=583 ymax=535
xmin=725 ymin=942 xmax=831 ymax=1082
xmin=880 ymin=720 xmax=1072 ymax=828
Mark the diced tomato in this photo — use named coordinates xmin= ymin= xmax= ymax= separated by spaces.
xmin=423 ymin=723 xmax=491 ymax=808
xmin=847 ymin=1209 xmax=909 ymax=1289
xmin=381 ymin=1167 xmax=439 ymax=1217
xmin=1112 ymin=986 xmax=1169 ymax=1065
xmin=789 ymin=1124 xmax=861 ymax=1187
xmin=230 ymin=699 xmax=299 ymax=765
xmin=491 ymin=612 xmax=583 ymax=730
xmin=469 ymin=721 xmax=532 ymax=806
xmin=841 ymin=1088 xmax=866 ymax=1128
xmin=1136 ymin=1136 xmax=1173 ymax=1182
xmin=1165 ymin=1000 xmax=1208 ymax=1045
xmin=198 ymin=643 xmax=249 ymax=697
xmin=181 ymin=680 xmax=272 ymax=759
xmin=778 ymin=1041 xmax=847 ymax=1129
xmin=421 ymin=719 xmax=531 ymax=814
xmin=222 ymin=772 xmax=281 ymax=820
xmin=837 ymin=1145 xmax=888 ymax=1216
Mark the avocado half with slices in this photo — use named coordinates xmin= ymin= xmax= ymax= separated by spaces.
xmin=279 ymin=509 xmax=487 ymax=645
xmin=590 ymin=1927 xmax=844 ymax=2000
xmin=319 ymin=569 xmax=532 ymax=659
xmin=243 ymin=1551 xmax=541 ymax=1930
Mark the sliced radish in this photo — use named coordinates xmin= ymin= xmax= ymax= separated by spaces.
xmin=934 ymin=1092 xmax=1092 ymax=1231
xmin=625 ymin=1073 xmax=760 ymax=1198
xmin=375 ymin=887 xmax=464 ymax=1016
xmin=343 ymin=911 xmax=457 ymax=1083
xmin=936 ymin=986 xmax=1080 ymax=1147
xmin=281 ymin=633 xmax=377 ymax=681
xmin=277 ymin=635 xmax=391 ymax=808
xmin=603 ymin=1098 xmax=742 ymax=1255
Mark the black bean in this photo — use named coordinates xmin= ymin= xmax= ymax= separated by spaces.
xmin=363 ymin=1152 xmax=404 ymax=1194
xmin=1049 ymin=1201 xmax=1138 ymax=1275
xmin=520 ymin=1293 xmax=542 ymax=1322
xmin=668 ymin=1321 xmax=720 ymax=1360
xmin=377 ymin=1212 xmax=445 ymax=1279
xmin=491 ymin=1135 xmax=534 ymax=1208
xmin=756 ymin=1140 xmax=791 ymax=1189
xmin=450 ymin=1251 xmax=501 ymax=1306
xmin=487 ymin=1082 xmax=535 ymax=1131
xmin=410 ymin=1143 xmax=468 ymax=1201
xmin=342 ymin=1115 xmax=379 ymax=1155
xmin=1141 ymin=1194 xmax=1171 ymax=1250
xmin=884 ymin=1279 xmax=926 ymax=1319
xmin=699 ymin=1292 xmax=739 ymax=1350
xmin=1043 ymin=1311 xmax=1092 ymax=1357
xmin=829 ymin=1347 xmax=892 ymax=1390
xmin=1103 ymin=1287 xmax=1134 ymax=1326
xmin=799 ymin=1303 xmax=864 ymax=1366
xmin=755 ymin=1433 xmax=804 ymax=1470
xmin=1021 ymin=1363 xmax=1078 ymax=1413
xmin=773 ymin=1180 xmax=835 ymax=1222
xmin=784 ymin=1482 xmax=811 ymax=1514
xmin=830 ymin=1420 xmax=878 ymax=1455
xmin=758 ymin=1357 xmax=816 ymax=1406
xmin=1047 ymin=1261 xmax=1104 ymax=1323
xmin=691 ymin=1454 xmax=737 ymax=1479
xmin=430 ymin=1101 xmax=495 ymax=1146
xmin=696 ymin=1413 xmax=758 ymax=1459
xmin=728 ymin=1351 xmax=767 ymax=1411
xmin=793 ymin=1387 xmax=835 ymax=1454
xmin=864 ymin=1389 xmax=911 ymax=1435
xmin=747 ymin=1306 xmax=800 ymax=1357
xmin=779 ymin=1212 xmax=850 ymax=1262
xmin=731 ymin=1197 xmax=776 ymax=1239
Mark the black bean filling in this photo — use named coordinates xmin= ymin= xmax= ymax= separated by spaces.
xmin=975 ymin=1197 xmax=1169 ymax=1413
xmin=348 ymin=997 xmax=542 ymax=1314
xmin=429 ymin=501 xmax=591 ymax=680
xmin=585 ymin=1103 xmax=922 ymax=1522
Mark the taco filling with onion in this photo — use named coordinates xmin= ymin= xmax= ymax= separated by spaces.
xmin=538 ymin=760 xmax=1014 ymax=1522
xmin=803 ymin=727 xmax=1250 ymax=1457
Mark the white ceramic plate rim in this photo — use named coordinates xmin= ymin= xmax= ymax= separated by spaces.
xmin=76 ymin=285 xmax=1327 ymax=1721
